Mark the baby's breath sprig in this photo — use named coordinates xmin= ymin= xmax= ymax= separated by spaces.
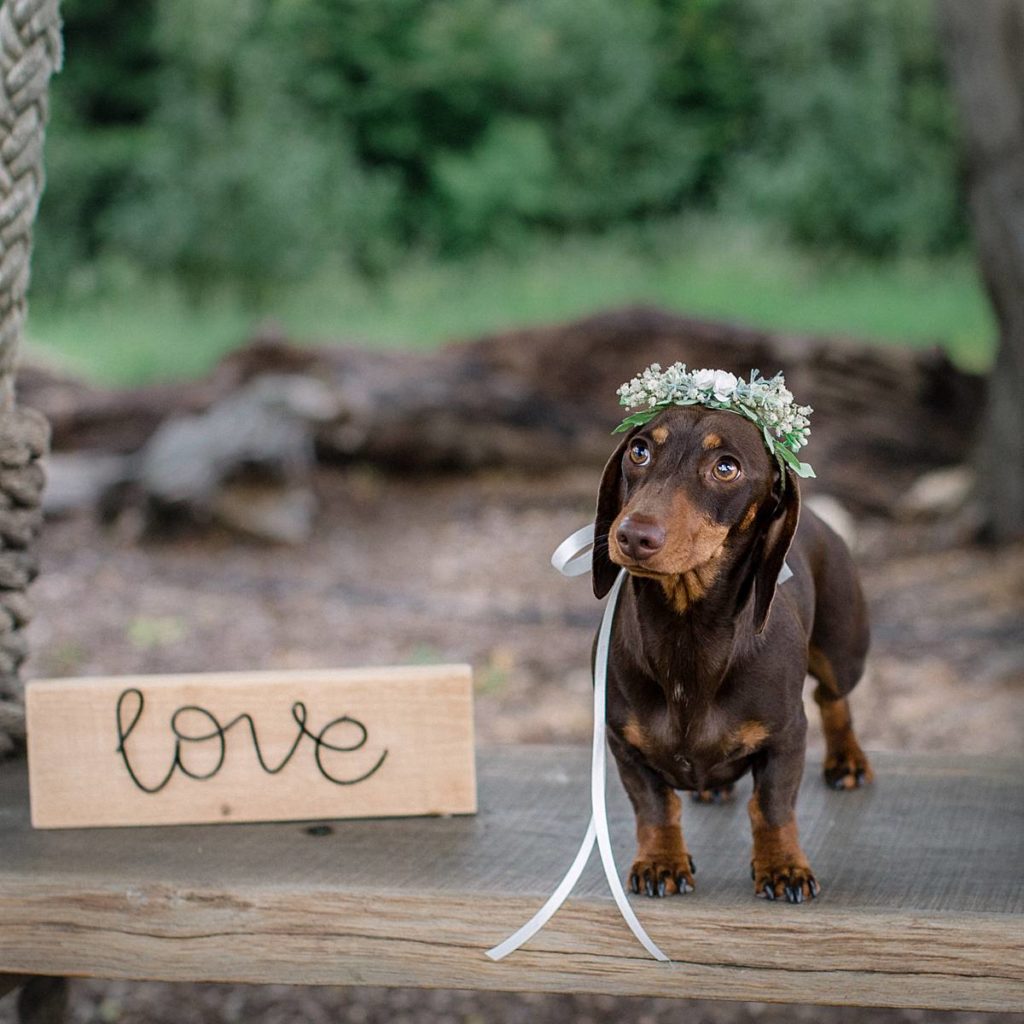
xmin=614 ymin=364 xmax=815 ymax=479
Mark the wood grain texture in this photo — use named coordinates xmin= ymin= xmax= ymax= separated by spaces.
xmin=1 ymin=748 xmax=1022 ymax=1010
xmin=25 ymin=667 xmax=476 ymax=828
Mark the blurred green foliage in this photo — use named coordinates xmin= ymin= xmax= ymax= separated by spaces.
xmin=728 ymin=0 xmax=961 ymax=254
xmin=37 ymin=0 xmax=962 ymax=302
xmin=29 ymin=220 xmax=993 ymax=385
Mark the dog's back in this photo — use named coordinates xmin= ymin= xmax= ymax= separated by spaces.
xmin=792 ymin=506 xmax=871 ymax=701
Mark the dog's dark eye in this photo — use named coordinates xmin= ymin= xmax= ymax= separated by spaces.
xmin=712 ymin=457 xmax=740 ymax=482
xmin=628 ymin=440 xmax=651 ymax=467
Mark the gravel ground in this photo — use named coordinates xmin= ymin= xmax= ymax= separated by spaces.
xmin=43 ymin=981 xmax=1024 ymax=1024
xmin=3 ymin=466 xmax=1022 ymax=1023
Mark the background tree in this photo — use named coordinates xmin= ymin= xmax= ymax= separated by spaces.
xmin=939 ymin=0 xmax=1024 ymax=542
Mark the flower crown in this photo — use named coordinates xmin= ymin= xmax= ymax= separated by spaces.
xmin=614 ymin=363 xmax=815 ymax=479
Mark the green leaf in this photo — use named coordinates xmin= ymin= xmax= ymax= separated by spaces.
xmin=775 ymin=444 xmax=816 ymax=478
xmin=612 ymin=410 xmax=659 ymax=434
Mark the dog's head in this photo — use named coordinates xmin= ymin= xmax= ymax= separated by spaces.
xmin=593 ymin=405 xmax=800 ymax=632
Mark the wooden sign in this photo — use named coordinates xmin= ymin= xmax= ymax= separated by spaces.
xmin=26 ymin=665 xmax=476 ymax=829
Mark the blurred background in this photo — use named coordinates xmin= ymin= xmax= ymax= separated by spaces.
xmin=4 ymin=0 xmax=1023 ymax=1021
xmin=28 ymin=0 xmax=994 ymax=380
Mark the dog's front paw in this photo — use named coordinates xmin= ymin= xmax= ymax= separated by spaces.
xmin=824 ymin=745 xmax=874 ymax=790
xmin=629 ymin=853 xmax=696 ymax=897
xmin=691 ymin=785 xmax=734 ymax=805
xmin=751 ymin=859 xmax=819 ymax=904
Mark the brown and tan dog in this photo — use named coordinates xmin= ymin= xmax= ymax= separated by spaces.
xmin=593 ymin=405 xmax=872 ymax=904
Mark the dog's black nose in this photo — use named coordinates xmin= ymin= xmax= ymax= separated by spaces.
xmin=616 ymin=517 xmax=666 ymax=561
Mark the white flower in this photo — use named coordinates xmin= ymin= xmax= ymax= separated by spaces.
xmin=712 ymin=370 xmax=738 ymax=402
xmin=691 ymin=368 xmax=716 ymax=392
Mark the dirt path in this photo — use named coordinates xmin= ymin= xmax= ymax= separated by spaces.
xmin=26 ymin=467 xmax=1024 ymax=752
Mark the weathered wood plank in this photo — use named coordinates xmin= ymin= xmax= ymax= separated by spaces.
xmin=25 ymin=666 xmax=476 ymax=828
xmin=1 ymin=748 xmax=1021 ymax=1011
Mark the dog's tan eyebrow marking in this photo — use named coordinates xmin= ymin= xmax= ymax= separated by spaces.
xmin=651 ymin=426 xmax=669 ymax=444
xmin=702 ymin=433 xmax=722 ymax=450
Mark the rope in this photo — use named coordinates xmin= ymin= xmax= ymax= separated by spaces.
xmin=0 ymin=0 xmax=61 ymax=756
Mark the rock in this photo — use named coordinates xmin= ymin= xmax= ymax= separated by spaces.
xmin=804 ymin=494 xmax=857 ymax=550
xmin=896 ymin=466 xmax=976 ymax=520
xmin=212 ymin=482 xmax=318 ymax=545
xmin=120 ymin=374 xmax=338 ymax=540
xmin=139 ymin=374 xmax=338 ymax=507
xmin=42 ymin=452 xmax=131 ymax=516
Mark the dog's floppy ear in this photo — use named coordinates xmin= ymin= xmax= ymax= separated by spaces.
xmin=592 ymin=430 xmax=635 ymax=599
xmin=752 ymin=468 xmax=800 ymax=634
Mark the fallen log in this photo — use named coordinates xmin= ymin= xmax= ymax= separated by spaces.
xmin=22 ymin=307 xmax=985 ymax=522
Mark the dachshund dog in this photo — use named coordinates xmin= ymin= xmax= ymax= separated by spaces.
xmin=593 ymin=405 xmax=872 ymax=903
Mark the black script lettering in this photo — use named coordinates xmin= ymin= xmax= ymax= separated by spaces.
xmin=115 ymin=688 xmax=389 ymax=794
xmin=309 ymin=714 xmax=389 ymax=785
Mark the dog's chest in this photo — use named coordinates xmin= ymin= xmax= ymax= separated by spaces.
xmin=639 ymin=702 xmax=760 ymax=791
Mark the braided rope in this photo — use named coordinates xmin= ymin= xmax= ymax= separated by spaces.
xmin=0 ymin=0 xmax=61 ymax=756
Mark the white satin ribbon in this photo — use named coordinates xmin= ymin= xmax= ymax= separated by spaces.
xmin=549 ymin=523 xmax=599 ymax=577
xmin=486 ymin=523 xmax=669 ymax=963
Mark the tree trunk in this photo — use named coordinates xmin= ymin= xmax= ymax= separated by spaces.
xmin=938 ymin=0 xmax=1024 ymax=542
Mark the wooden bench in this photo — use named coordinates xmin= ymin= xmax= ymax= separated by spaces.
xmin=1 ymin=747 xmax=1021 ymax=1014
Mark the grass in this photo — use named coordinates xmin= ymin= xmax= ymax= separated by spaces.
xmin=26 ymin=220 xmax=995 ymax=386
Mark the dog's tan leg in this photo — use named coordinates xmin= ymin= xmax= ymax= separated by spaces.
xmin=809 ymin=646 xmax=873 ymax=789
xmin=816 ymin=693 xmax=874 ymax=789
xmin=748 ymin=790 xmax=818 ymax=902
xmin=631 ymin=788 xmax=696 ymax=897
xmin=609 ymin=730 xmax=695 ymax=897
xmin=748 ymin=729 xmax=818 ymax=903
